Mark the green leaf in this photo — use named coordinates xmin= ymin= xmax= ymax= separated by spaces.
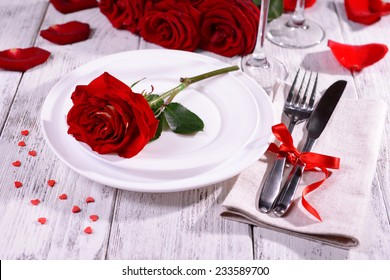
xmin=150 ymin=114 xmax=166 ymax=141
xmin=163 ymin=102 xmax=204 ymax=134
xmin=252 ymin=0 xmax=261 ymax=6
xmin=145 ymin=94 xmax=164 ymax=113
xmin=268 ymin=0 xmax=283 ymax=21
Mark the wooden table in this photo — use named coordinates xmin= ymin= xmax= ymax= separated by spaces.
xmin=0 ymin=0 xmax=389 ymax=260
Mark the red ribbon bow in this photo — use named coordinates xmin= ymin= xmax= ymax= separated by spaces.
xmin=267 ymin=123 xmax=340 ymax=221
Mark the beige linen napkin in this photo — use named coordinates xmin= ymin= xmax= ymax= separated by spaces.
xmin=221 ymin=81 xmax=387 ymax=249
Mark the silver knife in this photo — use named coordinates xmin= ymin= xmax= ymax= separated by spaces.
xmin=272 ymin=80 xmax=347 ymax=217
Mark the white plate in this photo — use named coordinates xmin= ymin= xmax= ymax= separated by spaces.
xmin=41 ymin=49 xmax=274 ymax=192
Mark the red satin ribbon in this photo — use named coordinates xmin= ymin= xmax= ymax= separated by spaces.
xmin=267 ymin=123 xmax=340 ymax=221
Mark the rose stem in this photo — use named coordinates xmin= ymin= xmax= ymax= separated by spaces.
xmin=149 ymin=65 xmax=239 ymax=106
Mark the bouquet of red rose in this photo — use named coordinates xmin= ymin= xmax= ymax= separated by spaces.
xmin=99 ymin=0 xmax=259 ymax=57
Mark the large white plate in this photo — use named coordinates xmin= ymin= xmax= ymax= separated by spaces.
xmin=41 ymin=49 xmax=274 ymax=192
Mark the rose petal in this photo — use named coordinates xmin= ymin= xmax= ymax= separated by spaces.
xmin=14 ymin=181 xmax=23 ymax=188
xmin=12 ymin=160 xmax=21 ymax=167
xmin=18 ymin=141 xmax=26 ymax=147
xmin=40 ymin=21 xmax=91 ymax=45
xmin=59 ymin=193 xmax=68 ymax=200
xmin=21 ymin=130 xmax=29 ymax=136
xmin=72 ymin=205 xmax=81 ymax=213
xmin=369 ymin=0 xmax=390 ymax=15
xmin=284 ymin=0 xmax=316 ymax=12
xmin=50 ymin=0 xmax=98 ymax=14
xmin=84 ymin=226 xmax=92 ymax=234
xmin=47 ymin=179 xmax=56 ymax=187
xmin=31 ymin=199 xmax=40 ymax=206
xmin=38 ymin=217 xmax=47 ymax=225
xmin=0 ymin=47 xmax=50 ymax=72
xmin=85 ymin=196 xmax=95 ymax=203
xmin=28 ymin=150 xmax=37 ymax=157
xmin=345 ymin=0 xmax=382 ymax=24
xmin=328 ymin=39 xmax=388 ymax=71
xmin=90 ymin=215 xmax=99 ymax=222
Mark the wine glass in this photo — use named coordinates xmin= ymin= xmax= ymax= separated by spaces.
xmin=266 ymin=0 xmax=325 ymax=48
xmin=242 ymin=0 xmax=288 ymax=92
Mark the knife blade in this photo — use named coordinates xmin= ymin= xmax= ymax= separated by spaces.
xmin=272 ymin=80 xmax=347 ymax=217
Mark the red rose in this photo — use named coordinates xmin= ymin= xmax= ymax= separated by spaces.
xmin=99 ymin=0 xmax=144 ymax=34
xmin=138 ymin=0 xmax=201 ymax=51
xmin=67 ymin=72 xmax=159 ymax=158
xmin=197 ymin=0 xmax=259 ymax=57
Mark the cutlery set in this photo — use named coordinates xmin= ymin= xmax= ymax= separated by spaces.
xmin=258 ymin=70 xmax=347 ymax=217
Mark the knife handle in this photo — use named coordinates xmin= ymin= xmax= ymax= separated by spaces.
xmin=258 ymin=155 xmax=286 ymax=213
xmin=272 ymin=164 xmax=306 ymax=217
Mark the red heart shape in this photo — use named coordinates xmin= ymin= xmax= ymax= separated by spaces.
xmin=21 ymin=130 xmax=29 ymax=136
xmin=84 ymin=226 xmax=93 ymax=234
xmin=28 ymin=150 xmax=37 ymax=157
xmin=12 ymin=161 xmax=21 ymax=167
xmin=59 ymin=193 xmax=68 ymax=200
xmin=18 ymin=141 xmax=26 ymax=147
xmin=31 ymin=199 xmax=40 ymax=206
xmin=72 ymin=205 xmax=81 ymax=213
xmin=47 ymin=180 xmax=56 ymax=187
xmin=14 ymin=181 xmax=23 ymax=188
xmin=85 ymin=196 xmax=95 ymax=203
xmin=328 ymin=40 xmax=388 ymax=71
xmin=90 ymin=215 xmax=99 ymax=222
xmin=38 ymin=217 xmax=47 ymax=225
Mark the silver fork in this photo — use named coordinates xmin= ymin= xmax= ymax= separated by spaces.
xmin=258 ymin=70 xmax=318 ymax=213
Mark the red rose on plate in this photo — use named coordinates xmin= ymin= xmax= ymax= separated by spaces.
xmin=197 ymin=0 xmax=259 ymax=57
xmin=138 ymin=0 xmax=201 ymax=51
xmin=99 ymin=0 xmax=145 ymax=34
xmin=67 ymin=72 xmax=159 ymax=158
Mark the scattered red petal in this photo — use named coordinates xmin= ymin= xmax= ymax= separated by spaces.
xmin=28 ymin=150 xmax=37 ymax=157
xmin=85 ymin=196 xmax=95 ymax=203
xmin=0 ymin=47 xmax=50 ymax=72
xmin=40 ymin=21 xmax=91 ymax=45
xmin=345 ymin=0 xmax=382 ymax=25
xmin=47 ymin=180 xmax=56 ymax=187
xmin=370 ymin=0 xmax=390 ymax=15
xmin=21 ymin=130 xmax=29 ymax=136
xmin=12 ymin=160 xmax=21 ymax=167
xmin=284 ymin=0 xmax=316 ymax=12
xmin=18 ymin=141 xmax=26 ymax=147
xmin=90 ymin=215 xmax=99 ymax=222
xmin=50 ymin=0 xmax=98 ymax=14
xmin=328 ymin=40 xmax=388 ymax=71
xmin=59 ymin=193 xmax=68 ymax=200
xmin=72 ymin=205 xmax=81 ymax=213
xmin=14 ymin=181 xmax=23 ymax=188
xmin=84 ymin=226 xmax=92 ymax=234
xmin=31 ymin=199 xmax=40 ymax=206
xmin=38 ymin=217 xmax=47 ymax=225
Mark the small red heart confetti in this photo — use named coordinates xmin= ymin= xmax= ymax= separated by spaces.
xmin=31 ymin=199 xmax=40 ymax=205
xmin=18 ymin=141 xmax=26 ymax=147
xmin=21 ymin=130 xmax=29 ymax=136
xmin=14 ymin=181 xmax=23 ymax=188
xmin=47 ymin=180 xmax=56 ymax=187
xmin=85 ymin=196 xmax=95 ymax=203
xmin=38 ymin=217 xmax=46 ymax=225
xmin=28 ymin=150 xmax=37 ymax=156
xmin=72 ymin=205 xmax=81 ymax=213
xmin=84 ymin=226 xmax=92 ymax=234
xmin=59 ymin=193 xmax=68 ymax=200
xmin=12 ymin=160 xmax=21 ymax=167
xmin=89 ymin=215 xmax=99 ymax=222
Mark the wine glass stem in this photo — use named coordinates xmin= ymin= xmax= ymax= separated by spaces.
xmin=292 ymin=0 xmax=305 ymax=25
xmin=252 ymin=0 xmax=270 ymax=67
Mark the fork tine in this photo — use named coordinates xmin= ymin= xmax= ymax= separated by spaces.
xmin=293 ymin=71 xmax=307 ymax=105
xmin=308 ymin=73 xmax=318 ymax=109
xmin=286 ymin=69 xmax=300 ymax=104
xmin=300 ymin=71 xmax=313 ymax=106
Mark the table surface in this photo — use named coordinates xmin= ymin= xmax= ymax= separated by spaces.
xmin=0 ymin=0 xmax=389 ymax=260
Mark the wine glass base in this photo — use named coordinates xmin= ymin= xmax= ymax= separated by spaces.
xmin=241 ymin=55 xmax=288 ymax=93
xmin=266 ymin=14 xmax=325 ymax=48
